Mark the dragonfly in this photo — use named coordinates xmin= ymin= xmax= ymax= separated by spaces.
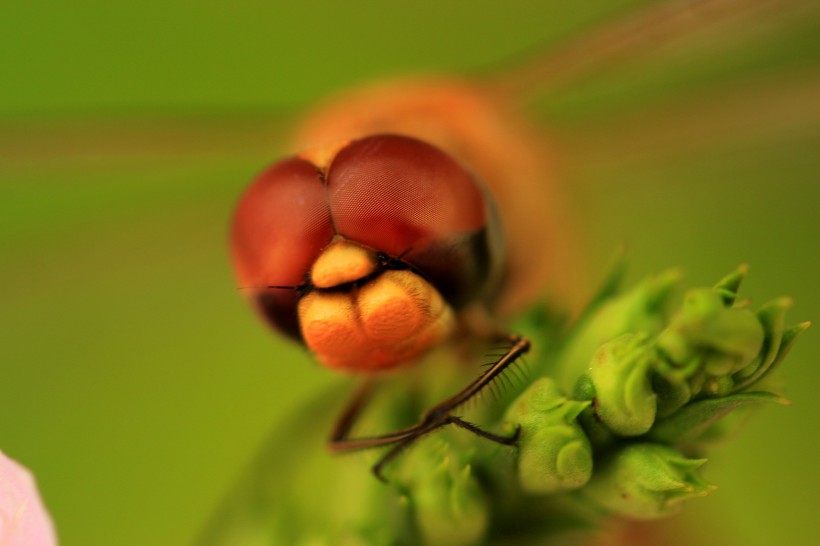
xmin=227 ymin=0 xmax=802 ymax=480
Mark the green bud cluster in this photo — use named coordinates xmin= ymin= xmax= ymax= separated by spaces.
xmin=412 ymin=453 xmax=488 ymax=546
xmin=503 ymin=265 xmax=807 ymax=522
xmin=583 ymin=443 xmax=715 ymax=519
xmin=655 ymin=267 xmax=764 ymax=399
xmin=588 ymin=333 xmax=656 ymax=436
xmin=504 ymin=378 xmax=592 ymax=494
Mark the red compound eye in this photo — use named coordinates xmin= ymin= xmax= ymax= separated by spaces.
xmin=230 ymin=157 xmax=334 ymax=338
xmin=230 ymin=134 xmax=502 ymax=341
xmin=327 ymin=135 xmax=499 ymax=307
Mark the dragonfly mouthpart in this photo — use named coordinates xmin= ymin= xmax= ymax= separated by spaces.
xmin=298 ymin=239 xmax=455 ymax=373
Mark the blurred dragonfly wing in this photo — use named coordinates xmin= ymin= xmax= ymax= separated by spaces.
xmin=490 ymin=0 xmax=808 ymax=100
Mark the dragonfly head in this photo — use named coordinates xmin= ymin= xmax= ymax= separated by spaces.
xmin=230 ymin=134 xmax=503 ymax=372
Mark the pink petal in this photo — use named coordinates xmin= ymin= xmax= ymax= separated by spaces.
xmin=0 ymin=451 xmax=58 ymax=546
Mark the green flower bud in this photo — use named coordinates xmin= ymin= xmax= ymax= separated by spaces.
xmin=583 ymin=443 xmax=716 ymax=520
xmin=506 ymin=378 xmax=593 ymax=494
xmin=556 ymin=269 xmax=682 ymax=391
xmin=657 ymin=288 xmax=764 ymax=380
xmin=589 ymin=334 xmax=657 ymax=436
xmin=411 ymin=443 xmax=488 ymax=546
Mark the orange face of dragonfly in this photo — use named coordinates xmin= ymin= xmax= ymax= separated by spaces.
xmin=231 ymin=134 xmax=504 ymax=373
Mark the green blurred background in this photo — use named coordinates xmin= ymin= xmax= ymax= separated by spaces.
xmin=1 ymin=0 xmax=817 ymax=544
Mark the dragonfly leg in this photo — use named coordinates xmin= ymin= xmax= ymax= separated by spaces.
xmin=447 ymin=415 xmax=521 ymax=445
xmin=327 ymin=334 xmax=530 ymax=480
xmin=370 ymin=419 xmax=450 ymax=482
xmin=328 ymin=379 xmax=377 ymax=444
xmin=369 ymin=416 xmax=520 ymax=482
